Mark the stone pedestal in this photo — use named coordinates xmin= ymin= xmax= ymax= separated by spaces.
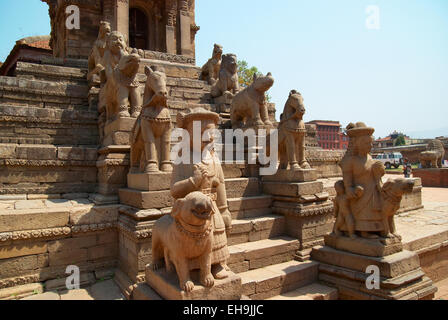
xmin=94 ymin=145 xmax=131 ymax=204
xmin=413 ymin=168 xmax=448 ymax=188
xmin=145 ymin=268 xmax=242 ymax=300
xmin=262 ymin=178 xmax=334 ymax=261
xmin=127 ymin=172 xmax=172 ymax=191
xmin=262 ymin=169 xmax=317 ymax=183
xmin=103 ymin=117 xmax=136 ymax=147
xmin=311 ymin=236 xmax=438 ymax=300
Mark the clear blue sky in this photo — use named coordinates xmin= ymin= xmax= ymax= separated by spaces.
xmin=1 ymin=0 xmax=447 ymax=138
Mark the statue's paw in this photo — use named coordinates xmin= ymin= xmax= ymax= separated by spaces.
xmin=201 ymin=274 xmax=215 ymax=288
xmin=301 ymin=162 xmax=311 ymax=169
xmin=393 ymin=233 xmax=402 ymax=240
xmin=182 ymin=280 xmax=195 ymax=293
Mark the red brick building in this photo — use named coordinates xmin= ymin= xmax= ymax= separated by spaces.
xmin=306 ymin=120 xmax=349 ymax=150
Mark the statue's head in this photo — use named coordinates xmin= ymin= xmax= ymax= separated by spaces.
xmin=252 ymin=72 xmax=274 ymax=93
xmin=221 ymin=54 xmax=238 ymax=74
xmin=334 ymin=180 xmax=345 ymax=196
xmin=171 ymin=191 xmax=214 ymax=227
xmin=286 ymin=90 xmax=305 ymax=115
xmin=145 ymin=65 xmax=168 ymax=101
xmin=107 ymin=31 xmax=127 ymax=54
xmin=118 ymin=53 xmax=140 ymax=77
xmin=212 ymin=44 xmax=223 ymax=59
xmin=346 ymin=122 xmax=375 ymax=156
xmin=99 ymin=21 xmax=111 ymax=39
xmin=177 ymin=108 xmax=220 ymax=152
xmin=372 ymin=160 xmax=386 ymax=179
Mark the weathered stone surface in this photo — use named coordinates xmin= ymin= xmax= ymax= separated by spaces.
xmin=0 ymin=254 xmax=48 ymax=277
xmin=69 ymin=204 xmax=119 ymax=225
xmin=0 ymin=208 xmax=69 ymax=232
xmin=225 ymin=178 xmax=260 ymax=198
xmin=45 ymin=272 xmax=95 ymax=291
xmin=132 ymin=282 xmax=162 ymax=300
xmin=90 ymin=279 xmax=125 ymax=300
xmin=262 ymin=169 xmax=317 ymax=183
xmin=413 ymin=168 xmax=448 ymax=188
xmin=263 ymin=181 xmax=323 ymax=197
xmin=0 ymin=283 xmax=43 ymax=300
xmin=311 ymin=246 xmax=420 ymax=278
xmin=58 ymin=147 xmax=85 ymax=161
xmin=0 ymin=144 xmax=16 ymax=159
xmin=146 ymin=268 xmax=242 ymax=300
xmin=119 ymin=188 xmax=173 ymax=210
xmin=16 ymin=145 xmax=57 ymax=160
xmin=22 ymin=291 xmax=60 ymax=300
xmin=0 ymin=243 xmax=48 ymax=259
xmin=60 ymin=289 xmax=94 ymax=300
xmin=324 ymin=233 xmax=404 ymax=257
xmin=127 ymin=172 xmax=172 ymax=191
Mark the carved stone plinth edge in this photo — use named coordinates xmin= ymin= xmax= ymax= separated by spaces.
xmin=145 ymin=268 xmax=242 ymax=300
xmin=262 ymin=169 xmax=318 ymax=183
xmin=311 ymin=243 xmax=438 ymax=300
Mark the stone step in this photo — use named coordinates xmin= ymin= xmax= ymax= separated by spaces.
xmin=0 ymin=76 xmax=89 ymax=110
xmin=239 ymin=260 xmax=319 ymax=300
xmin=228 ymin=195 xmax=273 ymax=219
xmin=225 ymin=178 xmax=261 ymax=199
xmin=166 ymin=77 xmax=211 ymax=91
xmin=14 ymin=62 xmax=87 ymax=85
xmin=228 ymin=214 xmax=285 ymax=246
xmin=168 ymin=87 xmax=212 ymax=104
xmin=228 ymin=237 xmax=300 ymax=274
xmin=266 ymin=282 xmax=338 ymax=300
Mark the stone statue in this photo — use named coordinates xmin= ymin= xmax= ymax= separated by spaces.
xmin=130 ymin=66 xmax=172 ymax=173
xmin=420 ymin=139 xmax=445 ymax=168
xmin=87 ymin=21 xmax=111 ymax=82
xmin=200 ymin=44 xmax=223 ymax=86
xmin=332 ymin=180 xmax=357 ymax=238
xmin=334 ymin=122 xmax=415 ymax=239
xmin=102 ymin=31 xmax=129 ymax=82
xmin=278 ymin=90 xmax=311 ymax=170
xmin=230 ymin=72 xmax=274 ymax=129
xmin=104 ymin=53 xmax=142 ymax=122
xmin=171 ymin=108 xmax=232 ymax=280
xmin=211 ymin=53 xmax=239 ymax=99
xmin=151 ymin=191 xmax=216 ymax=292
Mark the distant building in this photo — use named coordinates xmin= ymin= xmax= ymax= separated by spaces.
xmin=0 ymin=35 xmax=52 ymax=76
xmin=306 ymin=120 xmax=349 ymax=150
xmin=374 ymin=131 xmax=427 ymax=149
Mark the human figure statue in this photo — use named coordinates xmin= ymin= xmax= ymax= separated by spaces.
xmin=336 ymin=122 xmax=415 ymax=239
xmin=333 ymin=180 xmax=357 ymax=238
xmin=171 ymin=108 xmax=232 ymax=280
xmin=200 ymin=44 xmax=223 ymax=86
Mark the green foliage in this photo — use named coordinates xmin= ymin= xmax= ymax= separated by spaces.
xmin=394 ymin=134 xmax=406 ymax=146
xmin=237 ymin=60 xmax=272 ymax=102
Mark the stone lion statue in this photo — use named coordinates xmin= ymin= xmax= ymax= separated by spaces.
xmin=130 ymin=66 xmax=172 ymax=173
xmin=230 ymin=72 xmax=274 ymax=129
xmin=200 ymin=44 xmax=223 ymax=86
xmin=87 ymin=21 xmax=111 ymax=82
xmin=151 ymin=192 xmax=215 ymax=292
xmin=278 ymin=90 xmax=311 ymax=170
xmin=210 ymin=53 xmax=239 ymax=99
xmin=420 ymin=139 xmax=445 ymax=168
xmin=105 ymin=53 xmax=142 ymax=122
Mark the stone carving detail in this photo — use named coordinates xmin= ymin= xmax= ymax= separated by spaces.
xmin=230 ymin=72 xmax=274 ymax=129
xmin=130 ymin=66 xmax=172 ymax=173
xmin=200 ymin=44 xmax=223 ymax=86
xmin=278 ymin=90 xmax=311 ymax=170
xmin=162 ymin=108 xmax=232 ymax=286
xmin=104 ymin=53 xmax=142 ymax=122
xmin=334 ymin=122 xmax=415 ymax=239
xmin=151 ymin=192 xmax=216 ymax=292
xmin=211 ymin=53 xmax=239 ymax=99
xmin=420 ymin=139 xmax=445 ymax=168
xmin=87 ymin=21 xmax=111 ymax=82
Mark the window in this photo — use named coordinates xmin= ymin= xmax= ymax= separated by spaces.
xmin=129 ymin=8 xmax=148 ymax=50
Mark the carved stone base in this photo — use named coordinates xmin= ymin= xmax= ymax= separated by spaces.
xmin=311 ymin=246 xmax=437 ymax=300
xmin=119 ymin=188 xmax=173 ymax=210
xmin=97 ymin=145 xmax=130 ymax=200
xmin=103 ymin=117 xmax=136 ymax=146
xmin=263 ymin=179 xmax=334 ymax=256
xmin=413 ymin=168 xmax=448 ymax=188
xmin=127 ymin=172 xmax=172 ymax=192
xmin=324 ymin=233 xmax=403 ymax=257
xmin=145 ymin=268 xmax=242 ymax=300
xmin=262 ymin=169 xmax=317 ymax=183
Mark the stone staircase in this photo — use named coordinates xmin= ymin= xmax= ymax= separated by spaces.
xmin=221 ymin=171 xmax=338 ymax=300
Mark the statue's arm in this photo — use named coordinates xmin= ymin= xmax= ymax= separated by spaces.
xmin=215 ymin=163 xmax=232 ymax=229
xmin=170 ymin=166 xmax=199 ymax=199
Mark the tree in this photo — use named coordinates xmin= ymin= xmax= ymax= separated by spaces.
xmin=394 ymin=134 xmax=406 ymax=146
xmin=237 ymin=60 xmax=272 ymax=102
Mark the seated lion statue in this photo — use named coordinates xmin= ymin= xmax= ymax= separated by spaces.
xmin=278 ymin=90 xmax=311 ymax=170
xmin=230 ymin=72 xmax=274 ymax=129
xmin=211 ymin=53 xmax=239 ymax=99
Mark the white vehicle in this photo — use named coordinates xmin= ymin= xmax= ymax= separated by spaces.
xmin=373 ymin=152 xmax=403 ymax=169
